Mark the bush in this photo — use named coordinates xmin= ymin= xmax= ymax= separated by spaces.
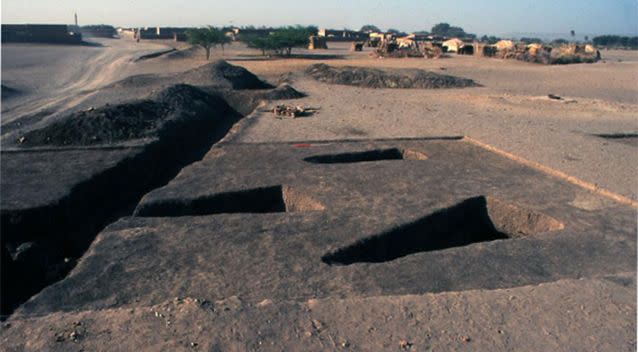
xmin=593 ymin=35 xmax=638 ymax=49
xmin=242 ymin=26 xmax=315 ymax=56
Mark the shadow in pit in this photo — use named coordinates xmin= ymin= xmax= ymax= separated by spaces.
xmin=135 ymin=185 xmax=325 ymax=217
xmin=322 ymin=196 xmax=563 ymax=265
xmin=304 ymin=148 xmax=427 ymax=164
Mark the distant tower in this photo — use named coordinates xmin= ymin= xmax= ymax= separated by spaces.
xmin=74 ymin=12 xmax=78 ymax=27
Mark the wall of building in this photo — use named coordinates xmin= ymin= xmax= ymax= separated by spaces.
xmin=81 ymin=25 xmax=116 ymax=38
xmin=2 ymin=24 xmax=82 ymax=44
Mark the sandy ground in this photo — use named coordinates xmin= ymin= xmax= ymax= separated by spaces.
xmin=223 ymin=43 xmax=638 ymax=202
xmin=5 ymin=40 xmax=635 ymax=201
xmin=1 ymin=38 xmax=171 ymax=125
xmin=1 ymin=38 xmax=637 ymax=350
xmin=2 ymin=276 xmax=634 ymax=351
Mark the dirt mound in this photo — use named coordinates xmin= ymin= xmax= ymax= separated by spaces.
xmin=2 ymin=84 xmax=20 ymax=99
xmin=107 ymin=60 xmax=272 ymax=91
xmin=179 ymin=60 xmax=273 ymax=89
xmin=105 ymin=74 xmax=162 ymax=89
xmin=263 ymin=83 xmax=306 ymax=100
xmin=134 ymin=48 xmax=177 ymax=62
xmin=21 ymin=84 xmax=232 ymax=147
xmin=305 ymin=64 xmax=478 ymax=89
xmin=163 ymin=46 xmax=201 ymax=60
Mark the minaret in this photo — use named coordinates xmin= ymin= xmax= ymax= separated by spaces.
xmin=74 ymin=12 xmax=78 ymax=27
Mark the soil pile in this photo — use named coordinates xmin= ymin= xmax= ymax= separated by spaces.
xmin=179 ymin=60 xmax=273 ymax=89
xmin=20 ymin=84 xmax=233 ymax=147
xmin=108 ymin=60 xmax=273 ymax=91
xmin=1 ymin=84 xmax=20 ymax=99
xmin=134 ymin=48 xmax=177 ymax=62
xmin=263 ymin=83 xmax=306 ymax=100
xmin=105 ymin=74 xmax=162 ymax=89
xmin=163 ymin=46 xmax=201 ymax=60
xmin=305 ymin=64 xmax=478 ymax=89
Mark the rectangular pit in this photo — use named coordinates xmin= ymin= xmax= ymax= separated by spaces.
xmin=322 ymin=196 xmax=563 ymax=265
xmin=304 ymin=148 xmax=427 ymax=164
xmin=134 ymin=185 xmax=325 ymax=217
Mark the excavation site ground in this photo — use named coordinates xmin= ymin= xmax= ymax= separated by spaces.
xmin=1 ymin=39 xmax=637 ymax=351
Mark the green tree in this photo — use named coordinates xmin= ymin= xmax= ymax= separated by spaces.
xmin=519 ymin=37 xmax=543 ymax=44
xmin=270 ymin=26 xmax=314 ymax=56
xmin=360 ymin=24 xmax=381 ymax=33
xmin=244 ymin=35 xmax=275 ymax=56
xmin=431 ymin=23 xmax=451 ymax=35
xmin=430 ymin=23 xmax=469 ymax=38
xmin=242 ymin=26 xmax=315 ymax=57
xmin=387 ymin=28 xmax=408 ymax=37
xmin=186 ymin=26 xmax=225 ymax=60
xmin=480 ymin=35 xmax=501 ymax=44
xmin=218 ymin=32 xmax=232 ymax=56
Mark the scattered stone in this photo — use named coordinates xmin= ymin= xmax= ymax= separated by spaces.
xmin=548 ymin=94 xmax=562 ymax=100
xmin=272 ymin=105 xmax=318 ymax=119
xmin=399 ymin=339 xmax=413 ymax=349
xmin=69 ymin=330 xmax=81 ymax=342
xmin=311 ymin=319 xmax=324 ymax=331
xmin=460 ymin=335 xmax=471 ymax=342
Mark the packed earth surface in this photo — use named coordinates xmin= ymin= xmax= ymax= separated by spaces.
xmin=1 ymin=38 xmax=636 ymax=351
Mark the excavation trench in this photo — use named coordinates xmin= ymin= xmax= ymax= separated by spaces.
xmin=0 ymin=87 xmax=251 ymax=318
xmin=304 ymin=148 xmax=428 ymax=164
xmin=594 ymin=133 xmax=638 ymax=147
xmin=134 ymin=185 xmax=325 ymax=217
xmin=322 ymin=196 xmax=564 ymax=265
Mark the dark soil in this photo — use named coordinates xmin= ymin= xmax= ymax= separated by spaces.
xmin=179 ymin=60 xmax=273 ymax=89
xmin=1 ymin=84 xmax=20 ymax=99
xmin=107 ymin=60 xmax=273 ymax=91
xmin=105 ymin=73 xmax=162 ymax=89
xmin=305 ymin=64 xmax=479 ymax=89
xmin=134 ymin=48 xmax=177 ymax=62
xmin=263 ymin=83 xmax=306 ymax=100
xmin=20 ymin=84 xmax=229 ymax=146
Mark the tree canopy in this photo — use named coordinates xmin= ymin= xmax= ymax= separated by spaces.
xmin=243 ymin=25 xmax=316 ymax=56
xmin=360 ymin=25 xmax=381 ymax=33
xmin=480 ymin=35 xmax=501 ymax=44
xmin=186 ymin=26 xmax=228 ymax=60
xmin=519 ymin=37 xmax=543 ymax=44
xmin=387 ymin=28 xmax=408 ymax=37
xmin=593 ymin=35 xmax=638 ymax=49
xmin=430 ymin=23 xmax=473 ymax=38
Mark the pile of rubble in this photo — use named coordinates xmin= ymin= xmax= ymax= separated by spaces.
xmin=272 ymin=105 xmax=318 ymax=119
xmin=373 ymin=35 xmax=445 ymax=59
xmin=481 ymin=40 xmax=601 ymax=64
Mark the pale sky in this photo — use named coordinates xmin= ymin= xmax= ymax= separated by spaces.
xmin=2 ymin=0 xmax=637 ymax=37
